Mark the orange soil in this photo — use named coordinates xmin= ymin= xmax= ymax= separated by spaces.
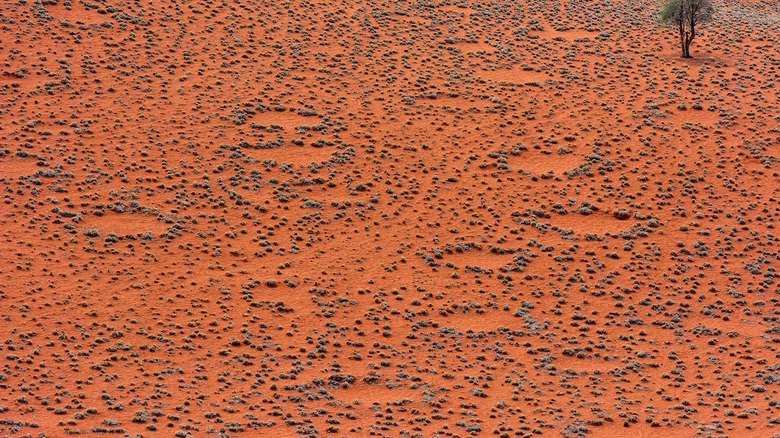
xmin=1 ymin=0 xmax=779 ymax=437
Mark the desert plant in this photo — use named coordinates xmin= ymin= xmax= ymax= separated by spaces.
xmin=660 ymin=0 xmax=715 ymax=58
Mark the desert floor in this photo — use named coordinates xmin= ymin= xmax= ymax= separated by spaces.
xmin=1 ymin=0 xmax=780 ymax=436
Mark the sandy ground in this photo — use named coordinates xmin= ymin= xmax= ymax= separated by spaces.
xmin=1 ymin=0 xmax=779 ymax=436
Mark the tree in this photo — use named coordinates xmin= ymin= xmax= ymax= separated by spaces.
xmin=660 ymin=0 xmax=715 ymax=58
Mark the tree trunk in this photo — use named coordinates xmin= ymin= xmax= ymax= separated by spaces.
xmin=678 ymin=20 xmax=686 ymax=58
xmin=685 ymin=21 xmax=696 ymax=58
xmin=679 ymin=0 xmax=686 ymax=57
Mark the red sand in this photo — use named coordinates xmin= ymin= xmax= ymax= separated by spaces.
xmin=1 ymin=0 xmax=779 ymax=436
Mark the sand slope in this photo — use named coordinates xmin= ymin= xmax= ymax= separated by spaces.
xmin=1 ymin=0 xmax=779 ymax=436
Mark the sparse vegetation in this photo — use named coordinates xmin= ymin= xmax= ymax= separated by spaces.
xmin=0 ymin=0 xmax=778 ymax=436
